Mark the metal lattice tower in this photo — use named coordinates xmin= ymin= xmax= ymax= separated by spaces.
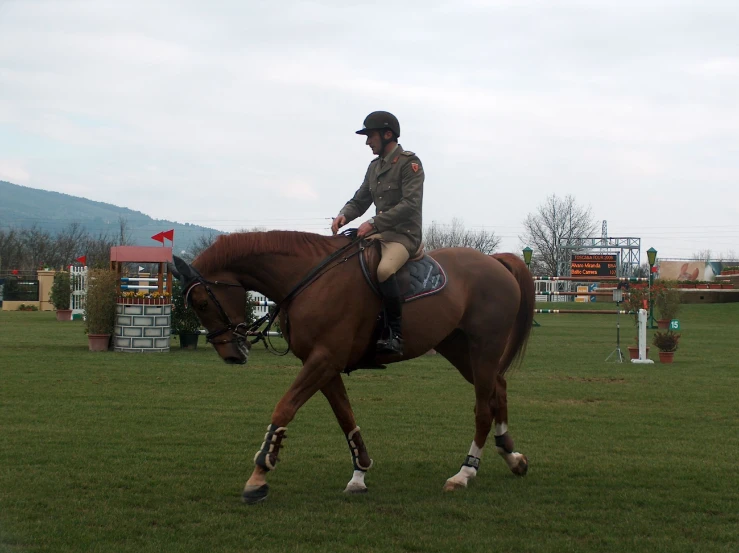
xmin=557 ymin=236 xmax=641 ymax=277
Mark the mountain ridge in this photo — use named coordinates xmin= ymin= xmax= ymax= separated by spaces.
xmin=0 ymin=180 xmax=222 ymax=251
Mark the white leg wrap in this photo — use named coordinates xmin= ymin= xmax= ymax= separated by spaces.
xmin=344 ymin=470 xmax=368 ymax=493
xmin=446 ymin=441 xmax=483 ymax=488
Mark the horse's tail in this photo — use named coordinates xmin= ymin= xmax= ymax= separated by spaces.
xmin=493 ymin=253 xmax=535 ymax=374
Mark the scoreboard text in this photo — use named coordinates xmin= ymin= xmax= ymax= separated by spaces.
xmin=570 ymin=254 xmax=618 ymax=277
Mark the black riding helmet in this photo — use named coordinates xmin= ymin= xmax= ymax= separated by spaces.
xmin=356 ymin=111 xmax=400 ymax=138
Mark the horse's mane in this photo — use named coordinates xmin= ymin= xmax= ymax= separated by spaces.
xmin=193 ymin=231 xmax=346 ymax=273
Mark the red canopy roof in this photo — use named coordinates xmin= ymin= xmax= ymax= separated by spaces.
xmin=110 ymin=246 xmax=173 ymax=263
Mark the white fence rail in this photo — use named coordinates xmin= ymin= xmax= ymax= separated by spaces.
xmin=70 ymin=266 xmax=87 ymax=317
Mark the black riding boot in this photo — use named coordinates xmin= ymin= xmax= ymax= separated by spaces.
xmin=377 ymin=274 xmax=404 ymax=355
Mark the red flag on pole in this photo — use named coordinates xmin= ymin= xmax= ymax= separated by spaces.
xmin=151 ymin=231 xmax=165 ymax=243
xmin=162 ymin=229 xmax=174 ymax=242
xmin=75 ymin=255 xmax=87 ymax=265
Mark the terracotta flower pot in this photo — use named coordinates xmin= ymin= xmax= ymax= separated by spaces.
xmin=55 ymin=309 xmax=73 ymax=321
xmin=88 ymin=334 xmax=111 ymax=352
xmin=658 ymin=351 xmax=674 ymax=363
xmin=627 ymin=345 xmax=651 ymax=360
xmin=657 ymin=319 xmax=670 ymax=329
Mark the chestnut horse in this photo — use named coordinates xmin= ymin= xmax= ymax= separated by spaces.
xmin=171 ymin=230 xmax=534 ymax=504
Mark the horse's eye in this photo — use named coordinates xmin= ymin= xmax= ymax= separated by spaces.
xmin=197 ymin=301 xmax=209 ymax=312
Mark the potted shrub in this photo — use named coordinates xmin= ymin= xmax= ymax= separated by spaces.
xmin=84 ymin=269 xmax=118 ymax=352
xmin=49 ymin=271 xmax=73 ymax=321
xmin=654 ymin=285 xmax=681 ymax=329
xmin=171 ymin=279 xmax=201 ymax=349
xmin=653 ymin=330 xmax=680 ymax=363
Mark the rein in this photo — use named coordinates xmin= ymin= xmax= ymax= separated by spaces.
xmin=258 ymin=230 xmax=365 ymax=354
xmin=184 ymin=230 xmax=365 ymax=355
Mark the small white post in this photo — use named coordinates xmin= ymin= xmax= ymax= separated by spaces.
xmin=631 ymin=309 xmax=654 ymax=364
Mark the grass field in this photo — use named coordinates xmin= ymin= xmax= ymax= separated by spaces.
xmin=1 ymin=303 xmax=738 ymax=553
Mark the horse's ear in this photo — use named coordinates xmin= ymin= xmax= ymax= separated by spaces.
xmin=168 ymin=261 xmax=182 ymax=281
xmin=172 ymin=256 xmax=194 ymax=282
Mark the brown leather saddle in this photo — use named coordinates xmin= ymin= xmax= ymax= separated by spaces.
xmin=343 ymin=240 xmax=448 ymax=373
xmin=359 ymin=240 xmax=447 ymax=302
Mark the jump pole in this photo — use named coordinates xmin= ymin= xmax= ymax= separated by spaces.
xmin=534 ymin=309 xmax=636 ymax=315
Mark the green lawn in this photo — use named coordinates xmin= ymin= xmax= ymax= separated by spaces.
xmin=1 ymin=304 xmax=738 ymax=553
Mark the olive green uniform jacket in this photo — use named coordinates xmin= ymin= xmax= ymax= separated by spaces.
xmin=339 ymin=144 xmax=424 ymax=255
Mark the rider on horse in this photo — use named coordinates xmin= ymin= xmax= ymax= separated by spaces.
xmin=331 ymin=111 xmax=425 ymax=356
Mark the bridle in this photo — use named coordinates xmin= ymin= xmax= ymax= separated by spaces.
xmin=178 ymin=229 xmax=365 ymax=351
xmin=184 ymin=277 xmax=256 ymax=345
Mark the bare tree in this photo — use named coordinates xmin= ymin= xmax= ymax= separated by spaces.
xmin=636 ymin=263 xmax=650 ymax=278
xmin=0 ymin=229 xmax=24 ymax=272
xmin=183 ymin=231 xmax=222 ymax=262
xmin=1 ymin=223 xmax=119 ymax=272
xmin=20 ymin=227 xmax=55 ymax=270
xmin=117 ymin=216 xmax=131 ymax=246
xmin=234 ymin=226 xmax=268 ymax=233
xmin=51 ymin=222 xmax=88 ymax=268
xmin=424 ymin=218 xmax=500 ymax=254
xmin=84 ymin=232 xmax=118 ymax=269
xmin=692 ymin=249 xmax=711 ymax=261
xmin=520 ymin=194 xmax=597 ymax=276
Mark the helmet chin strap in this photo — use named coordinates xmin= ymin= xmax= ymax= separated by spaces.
xmin=379 ymin=131 xmax=395 ymax=156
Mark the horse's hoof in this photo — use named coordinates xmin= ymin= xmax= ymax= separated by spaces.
xmin=511 ymin=455 xmax=529 ymax=476
xmin=242 ymin=483 xmax=269 ymax=504
xmin=443 ymin=479 xmax=467 ymax=492
xmin=343 ymin=482 xmax=368 ymax=494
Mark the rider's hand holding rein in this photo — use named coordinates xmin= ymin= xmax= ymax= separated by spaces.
xmin=331 ymin=214 xmax=375 ymax=238
xmin=331 ymin=214 xmax=347 ymax=235
xmin=356 ymin=220 xmax=376 ymax=238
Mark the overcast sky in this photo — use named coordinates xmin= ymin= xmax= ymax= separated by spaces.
xmin=1 ymin=0 xmax=738 ymax=260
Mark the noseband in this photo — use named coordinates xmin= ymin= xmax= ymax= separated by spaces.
xmin=184 ymin=278 xmax=252 ymax=345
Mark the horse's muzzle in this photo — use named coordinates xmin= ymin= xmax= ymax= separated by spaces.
xmin=223 ymin=341 xmax=249 ymax=365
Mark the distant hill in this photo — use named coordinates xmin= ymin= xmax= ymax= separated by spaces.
xmin=0 ymin=180 xmax=222 ymax=251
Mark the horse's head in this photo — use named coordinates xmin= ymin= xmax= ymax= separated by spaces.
xmin=170 ymin=256 xmax=251 ymax=365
